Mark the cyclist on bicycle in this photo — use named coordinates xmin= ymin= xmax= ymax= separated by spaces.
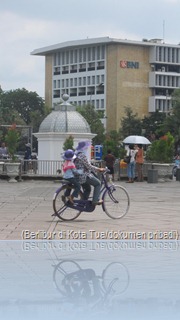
xmin=74 ymin=141 xmax=105 ymax=205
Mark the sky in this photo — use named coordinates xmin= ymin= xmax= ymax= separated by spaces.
xmin=0 ymin=0 xmax=180 ymax=98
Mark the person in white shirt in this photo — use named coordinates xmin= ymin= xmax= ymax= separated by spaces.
xmin=126 ymin=144 xmax=138 ymax=183
xmin=0 ymin=142 xmax=8 ymax=159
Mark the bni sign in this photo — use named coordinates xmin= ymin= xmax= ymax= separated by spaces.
xmin=120 ymin=60 xmax=139 ymax=69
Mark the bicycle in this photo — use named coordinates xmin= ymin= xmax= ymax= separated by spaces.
xmin=52 ymin=259 xmax=130 ymax=306
xmin=52 ymin=168 xmax=130 ymax=221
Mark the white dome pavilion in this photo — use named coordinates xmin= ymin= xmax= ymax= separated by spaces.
xmin=34 ymin=94 xmax=96 ymax=165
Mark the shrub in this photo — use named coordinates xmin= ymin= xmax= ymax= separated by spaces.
xmin=146 ymin=132 xmax=174 ymax=163
xmin=5 ymin=124 xmax=20 ymax=162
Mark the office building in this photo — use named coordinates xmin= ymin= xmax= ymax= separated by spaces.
xmin=31 ymin=37 xmax=180 ymax=132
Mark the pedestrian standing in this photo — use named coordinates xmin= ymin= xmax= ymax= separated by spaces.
xmin=0 ymin=142 xmax=8 ymax=159
xmin=104 ymin=149 xmax=116 ymax=181
xmin=24 ymin=143 xmax=31 ymax=173
xmin=126 ymin=144 xmax=138 ymax=183
xmin=135 ymin=144 xmax=144 ymax=182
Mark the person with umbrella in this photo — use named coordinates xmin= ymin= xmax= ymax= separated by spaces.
xmin=126 ymin=144 xmax=138 ymax=183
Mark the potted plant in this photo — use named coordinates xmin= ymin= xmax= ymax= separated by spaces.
xmin=145 ymin=132 xmax=175 ymax=181
xmin=5 ymin=124 xmax=20 ymax=182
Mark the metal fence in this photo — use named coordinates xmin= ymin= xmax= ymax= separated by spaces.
xmin=0 ymin=158 xmax=159 ymax=180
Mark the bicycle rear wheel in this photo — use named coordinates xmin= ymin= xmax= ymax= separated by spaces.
xmin=103 ymin=185 xmax=130 ymax=219
xmin=53 ymin=184 xmax=82 ymax=221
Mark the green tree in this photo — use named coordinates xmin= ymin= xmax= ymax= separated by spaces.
xmin=0 ymin=87 xmax=50 ymax=150
xmin=1 ymin=88 xmax=45 ymax=124
xmin=63 ymin=135 xmax=74 ymax=151
xmin=119 ymin=107 xmax=142 ymax=138
xmin=162 ymin=88 xmax=180 ymax=152
xmin=76 ymin=104 xmax=105 ymax=145
xmin=141 ymin=110 xmax=166 ymax=139
xmin=146 ymin=132 xmax=174 ymax=163
xmin=5 ymin=124 xmax=20 ymax=161
xmin=102 ymin=130 xmax=121 ymax=158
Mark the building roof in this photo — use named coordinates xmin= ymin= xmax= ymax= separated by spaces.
xmin=31 ymin=36 xmax=180 ymax=56
xmin=39 ymin=105 xmax=91 ymax=134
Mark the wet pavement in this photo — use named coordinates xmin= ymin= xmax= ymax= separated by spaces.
xmin=0 ymin=178 xmax=180 ymax=319
xmin=0 ymin=178 xmax=179 ymax=240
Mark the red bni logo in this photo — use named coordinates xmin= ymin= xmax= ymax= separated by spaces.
xmin=120 ymin=60 xmax=127 ymax=68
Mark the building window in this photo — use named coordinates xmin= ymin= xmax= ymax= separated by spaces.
xmin=159 ymin=47 xmax=162 ymax=61
xmin=92 ymin=47 xmax=96 ymax=61
xmin=83 ymin=48 xmax=86 ymax=62
xmin=101 ymin=46 xmax=105 ymax=59
xmin=172 ymin=48 xmax=175 ymax=63
xmin=58 ymin=53 xmax=60 ymax=65
xmin=168 ymin=48 xmax=170 ymax=62
xmin=79 ymin=49 xmax=82 ymax=62
xmin=101 ymin=99 xmax=104 ymax=108
xmin=65 ymin=51 xmax=69 ymax=64
xmin=62 ymin=52 xmax=65 ymax=65
xmin=74 ymin=50 xmax=77 ymax=63
xmin=97 ymin=46 xmax=100 ymax=60
xmin=88 ymin=48 xmax=91 ymax=61
xmin=70 ymin=50 xmax=73 ymax=64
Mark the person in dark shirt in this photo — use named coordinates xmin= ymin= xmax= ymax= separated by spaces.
xmin=104 ymin=149 xmax=116 ymax=181
xmin=75 ymin=141 xmax=105 ymax=205
xmin=24 ymin=143 xmax=31 ymax=173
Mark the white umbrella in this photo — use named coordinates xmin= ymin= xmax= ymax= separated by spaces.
xmin=123 ymin=135 xmax=151 ymax=145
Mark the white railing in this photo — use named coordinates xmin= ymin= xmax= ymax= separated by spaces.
xmin=0 ymin=159 xmax=105 ymax=177
xmin=2 ymin=159 xmax=169 ymax=180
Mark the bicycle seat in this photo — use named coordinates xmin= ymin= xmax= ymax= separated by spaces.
xmin=61 ymin=180 xmax=73 ymax=186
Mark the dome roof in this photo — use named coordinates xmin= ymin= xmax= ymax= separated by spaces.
xmin=39 ymin=110 xmax=91 ymax=133
xmin=39 ymin=95 xmax=91 ymax=133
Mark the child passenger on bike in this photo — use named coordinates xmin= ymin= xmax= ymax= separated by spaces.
xmin=62 ymin=149 xmax=82 ymax=204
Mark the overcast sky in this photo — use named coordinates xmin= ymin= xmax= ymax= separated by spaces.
xmin=0 ymin=0 xmax=180 ymax=98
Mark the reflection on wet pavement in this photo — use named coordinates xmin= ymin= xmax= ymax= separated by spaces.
xmin=0 ymin=240 xmax=180 ymax=319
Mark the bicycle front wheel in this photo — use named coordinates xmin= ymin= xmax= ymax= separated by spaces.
xmin=53 ymin=260 xmax=81 ymax=296
xmin=53 ymin=184 xmax=82 ymax=221
xmin=102 ymin=262 xmax=130 ymax=295
xmin=103 ymin=185 xmax=130 ymax=219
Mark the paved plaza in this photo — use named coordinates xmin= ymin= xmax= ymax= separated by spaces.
xmin=0 ymin=177 xmax=179 ymax=241
xmin=0 ymin=177 xmax=180 ymax=319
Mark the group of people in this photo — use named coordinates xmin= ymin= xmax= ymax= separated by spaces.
xmin=125 ymin=144 xmax=144 ymax=183
xmin=62 ymin=141 xmax=105 ymax=206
